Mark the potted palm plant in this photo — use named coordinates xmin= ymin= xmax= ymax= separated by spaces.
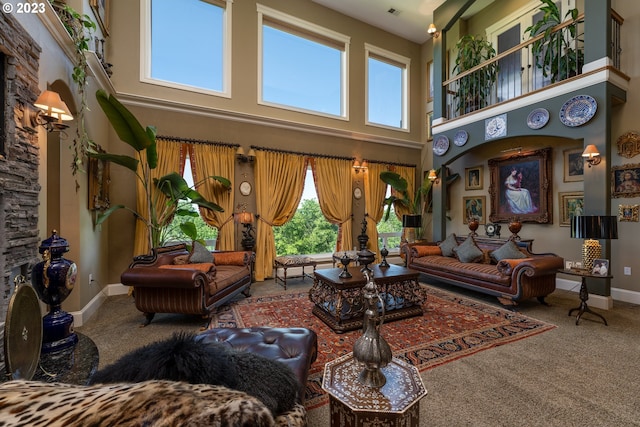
xmin=525 ymin=0 xmax=583 ymax=83
xmin=452 ymin=34 xmax=499 ymax=114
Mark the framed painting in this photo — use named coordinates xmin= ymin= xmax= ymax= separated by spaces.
xmin=612 ymin=163 xmax=640 ymax=198
xmin=90 ymin=0 xmax=110 ymax=36
xmin=618 ymin=204 xmax=639 ymax=222
xmin=463 ymin=196 xmax=486 ymax=224
xmin=427 ymin=61 xmax=434 ymax=102
xmin=465 ymin=166 xmax=483 ymax=190
xmin=88 ymin=146 xmax=111 ymax=211
xmin=563 ymin=148 xmax=584 ymax=182
xmin=426 ymin=111 xmax=433 ymax=141
xmin=558 ymin=191 xmax=584 ymax=226
xmin=488 ymin=147 xmax=552 ymax=223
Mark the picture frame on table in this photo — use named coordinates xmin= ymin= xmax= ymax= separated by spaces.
xmin=465 ymin=166 xmax=483 ymax=190
xmin=90 ymin=0 xmax=110 ymax=36
xmin=558 ymin=191 xmax=584 ymax=226
xmin=463 ymin=196 xmax=486 ymax=224
xmin=488 ymin=147 xmax=552 ymax=224
xmin=591 ymin=259 xmax=609 ymax=276
xmin=618 ymin=204 xmax=639 ymax=222
xmin=563 ymin=148 xmax=584 ymax=182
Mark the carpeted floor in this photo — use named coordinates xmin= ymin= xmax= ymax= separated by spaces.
xmin=77 ymin=276 xmax=640 ymax=427
xmin=208 ymin=286 xmax=555 ymax=408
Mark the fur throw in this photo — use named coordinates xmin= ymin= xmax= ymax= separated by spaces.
xmin=89 ymin=332 xmax=299 ymax=416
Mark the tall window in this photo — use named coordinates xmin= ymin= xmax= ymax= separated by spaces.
xmin=143 ymin=0 xmax=230 ymax=96
xmin=258 ymin=5 xmax=349 ymax=118
xmin=366 ymin=44 xmax=410 ymax=130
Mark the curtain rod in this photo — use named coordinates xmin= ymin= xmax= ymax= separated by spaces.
xmin=363 ymin=158 xmax=417 ymax=168
xmin=250 ymin=145 xmax=355 ymax=161
xmin=157 ymin=135 xmax=239 ymax=148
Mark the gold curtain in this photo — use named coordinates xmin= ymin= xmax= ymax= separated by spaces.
xmin=391 ymin=165 xmax=416 ymax=220
xmin=364 ymin=162 xmax=388 ymax=260
xmin=254 ymin=150 xmax=307 ymax=281
xmin=189 ymin=144 xmax=235 ymax=251
xmin=134 ymin=139 xmax=185 ymax=256
xmin=311 ymin=157 xmax=353 ymax=252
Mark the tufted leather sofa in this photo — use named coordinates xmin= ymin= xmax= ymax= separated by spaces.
xmin=120 ymin=244 xmax=254 ymax=326
xmin=196 ymin=327 xmax=318 ymax=404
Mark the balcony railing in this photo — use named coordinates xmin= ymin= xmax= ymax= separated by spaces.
xmin=442 ymin=11 xmax=622 ymax=120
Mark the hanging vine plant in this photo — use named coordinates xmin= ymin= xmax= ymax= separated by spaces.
xmin=50 ymin=1 xmax=97 ymax=185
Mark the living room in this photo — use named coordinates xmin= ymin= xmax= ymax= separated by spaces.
xmin=1 ymin=0 xmax=640 ymax=424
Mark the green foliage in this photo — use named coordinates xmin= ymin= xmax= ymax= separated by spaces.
xmin=452 ymin=34 xmax=499 ymax=114
xmin=380 ymin=171 xmax=435 ymax=221
xmin=163 ymin=203 xmax=217 ymax=249
xmin=376 ymin=210 xmax=402 ymax=249
xmin=274 ymin=200 xmax=338 ymax=256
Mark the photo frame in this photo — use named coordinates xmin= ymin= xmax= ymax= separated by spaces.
xmin=426 ymin=111 xmax=433 ymax=142
xmin=618 ymin=204 xmax=639 ymax=222
xmin=488 ymin=147 xmax=552 ymax=223
xmin=90 ymin=0 xmax=110 ymax=36
xmin=558 ymin=191 xmax=584 ymax=226
xmin=563 ymin=147 xmax=584 ymax=182
xmin=591 ymin=259 xmax=609 ymax=276
xmin=465 ymin=166 xmax=483 ymax=190
xmin=611 ymin=163 xmax=640 ymax=198
xmin=463 ymin=196 xmax=486 ymax=224
xmin=427 ymin=61 xmax=434 ymax=102
xmin=88 ymin=146 xmax=111 ymax=211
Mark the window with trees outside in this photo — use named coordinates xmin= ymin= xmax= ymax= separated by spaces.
xmin=366 ymin=44 xmax=410 ymax=130
xmin=377 ymin=185 xmax=403 ymax=251
xmin=144 ymin=0 xmax=230 ymax=96
xmin=258 ymin=5 xmax=349 ymax=118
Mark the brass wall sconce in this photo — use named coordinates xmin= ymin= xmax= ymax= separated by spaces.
xmin=427 ymin=23 xmax=440 ymax=38
xmin=236 ymin=146 xmax=256 ymax=163
xmin=23 ymin=90 xmax=74 ymax=132
xmin=353 ymin=160 xmax=368 ymax=174
xmin=582 ymin=144 xmax=601 ymax=167
xmin=427 ymin=169 xmax=439 ymax=183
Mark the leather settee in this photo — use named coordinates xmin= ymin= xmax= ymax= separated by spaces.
xmin=121 ymin=243 xmax=254 ymax=325
xmin=402 ymin=235 xmax=564 ymax=305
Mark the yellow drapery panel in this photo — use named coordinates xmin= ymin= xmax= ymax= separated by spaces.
xmin=254 ymin=150 xmax=307 ymax=281
xmin=134 ymin=139 xmax=184 ymax=256
xmin=391 ymin=165 xmax=416 ymax=220
xmin=189 ymin=144 xmax=235 ymax=251
xmin=311 ymin=157 xmax=353 ymax=252
xmin=364 ymin=162 xmax=388 ymax=261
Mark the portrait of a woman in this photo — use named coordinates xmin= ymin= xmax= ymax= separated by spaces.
xmin=504 ymin=167 xmax=536 ymax=214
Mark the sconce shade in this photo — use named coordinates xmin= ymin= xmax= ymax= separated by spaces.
xmin=582 ymin=144 xmax=600 ymax=158
xmin=236 ymin=146 xmax=245 ymax=156
xmin=34 ymin=90 xmax=73 ymax=121
xmin=428 ymin=169 xmax=438 ymax=182
xmin=427 ymin=23 xmax=437 ymax=34
xmin=402 ymin=214 xmax=422 ymax=228
xmin=235 ymin=211 xmax=255 ymax=224
xmin=570 ymin=215 xmax=618 ymax=240
xmin=247 ymin=148 xmax=256 ymax=160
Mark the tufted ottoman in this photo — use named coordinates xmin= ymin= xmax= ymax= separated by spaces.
xmin=196 ymin=327 xmax=318 ymax=403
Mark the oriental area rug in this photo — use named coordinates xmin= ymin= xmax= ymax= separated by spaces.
xmin=209 ymin=284 xmax=556 ymax=409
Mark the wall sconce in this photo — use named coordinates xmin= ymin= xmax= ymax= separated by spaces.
xmin=427 ymin=169 xmax=439 ymax=183
xmin=427 ymin=23 xmax=439 ymax=38
xmin=582 ymin=144 xmax=601 ymax=167
xmin=353 ymin=160 xmax=368 ymax=174
xmin=27 ymin=90 xmax=74 ymax=132
xmin=236 ymin=146 xmax=256 ymax=163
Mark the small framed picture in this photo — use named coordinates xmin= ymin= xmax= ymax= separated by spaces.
xmin=563 ymin=148 xmax=584 ymax=182
xmin=465 ymin=166 xmax=483 ymax=190
xmin=612 ymin=164 xmax=640 ymax=198
xmin=427 ymin=111 xmax=433 ymax=142
xmin=591 ymin=259 xmax=609 ymax=276
xmin=565 ymin=260 xmax=574 ymax=270
xmin=618 ymin=204 xmax=639 ymax=222
xmin=559 ymin=191 xmax=584 ymax=226
xmin=463 ymin=196 xmax=486 ymax=224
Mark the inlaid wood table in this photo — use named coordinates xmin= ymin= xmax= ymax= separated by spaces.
xmin=309 ymin=264 xmax=425 ymax=333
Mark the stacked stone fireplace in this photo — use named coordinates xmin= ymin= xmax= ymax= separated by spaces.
xmin=0 ymin=11 xmax=43 ymax=373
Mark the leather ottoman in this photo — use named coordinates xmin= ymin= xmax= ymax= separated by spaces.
xmin=196 ymin=327 xmax=318 ymax=403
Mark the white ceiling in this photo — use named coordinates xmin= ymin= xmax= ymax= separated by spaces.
xmin=312 ymin=0 xmax=495 ymax=44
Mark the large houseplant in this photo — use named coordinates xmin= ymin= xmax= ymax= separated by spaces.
xmin=452 ymin=34 xmax=499 ymax=114
xmin=90 ymin=90 xmax=230 ymax=251
xmin=525 ymin=0 xmax=583 ymax=83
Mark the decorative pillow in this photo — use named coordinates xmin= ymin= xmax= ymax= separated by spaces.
xmin=453 ymin=237 xmax=484 ymax=263
xmin=215 ymin=251 xmax=248 ymax=266
xmin=438 ymin=233 xmax=458 ymax=257
xmin=189 ymin=241 xmax=214 ymax=264
xmin=413 ymin=246 xmax=442 ymax=257
xmin=173 ymin=254 xmax=189 ymax=265
xmin=490 ymin=240 xmax=526 ymax=262
xmin=159 ymin=263 xmax=216 ymax=274
xmin=496 ymin=258 xmax=534 ymax=275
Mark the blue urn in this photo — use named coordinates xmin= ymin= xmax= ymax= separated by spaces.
xmin=31 ymin=230 xmax=78 ymax=353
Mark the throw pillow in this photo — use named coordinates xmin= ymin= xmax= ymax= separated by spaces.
xmin=438 ymin=233 xmax=458 ymax=257
xmin=490 ymin=240 xmax=526 ymax=262
xmin=413 ymin=245 xmax=442 ymax=257
xmin=173 ymin=254 xmax=189 ymax=265
xmin=453 ymin=237 xmax=484 ymax=263
xmin=189 ymin=241 xmax=214 ymax=264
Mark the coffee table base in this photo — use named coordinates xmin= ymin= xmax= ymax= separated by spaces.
xmin=312 ymin=305 xmax=424 ymax=334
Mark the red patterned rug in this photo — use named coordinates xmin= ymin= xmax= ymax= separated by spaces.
xmin=210 ymin=284 xmax=555 ymax=409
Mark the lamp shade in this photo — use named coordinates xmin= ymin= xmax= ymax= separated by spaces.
xmin=234 ymin=212 xmax=255 ymax=224
xmin=571 ymin=215 xmax=618 ymax=240
xmin=402 ymin=214 xmax=422 ymax=228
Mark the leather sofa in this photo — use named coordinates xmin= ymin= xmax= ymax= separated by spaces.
xmin=402 ymin=235 xmax=564 ymax=305
xmin=121 ymin=243 xmax=254 ymax=326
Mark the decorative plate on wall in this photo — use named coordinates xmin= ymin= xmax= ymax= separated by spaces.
xmin=527 ymin=108 xmax=550 ymax=129
xmin=433 ymin=135 xmax=450 ymax=156
xmin=485 ymin=114 xmax=507 ymax=140
xmin=453 ymin=130 xmax=468 ymax=146
xmin=559 ymin=95 xmax=597 ymax=127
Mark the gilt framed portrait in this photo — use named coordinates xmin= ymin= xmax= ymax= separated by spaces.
xmin=90 ymin=0 xmax=110 ymax=36
xmin=559 ymin=191 xmax=584 ymax=226
xmin=88 ymin=146 xmax=111 ymax=211
xmin=563 ymin=148 xmax=584 ymax=182
xmin=618 ymin=204 xmax=639 ymax=222
xmin=463 ymin=196 xmax=486 ymax=224
xmin=427 ymin=61 xmax=434 ymax=102
xmin=465 ymin=166 xmax=483 ymax=190
xmin=612 ymin=163 xmax=640 ymax=198
xmin=488 ymin=147 xmax=552 ymax=223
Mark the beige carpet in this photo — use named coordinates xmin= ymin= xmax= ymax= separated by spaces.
xmin=77 ymin=277 xmax=640 ymax=427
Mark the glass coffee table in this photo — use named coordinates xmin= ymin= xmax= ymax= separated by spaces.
xmin=309 ymin=264 xmax=425 ymax=333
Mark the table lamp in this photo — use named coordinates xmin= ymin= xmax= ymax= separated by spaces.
xmin=401 ymin=214 xmax=421 ymax=243
xmin=570 ymin=215 xmax=618 ymax=271
xmin=235 ymin=211 xmax=256 ymax=251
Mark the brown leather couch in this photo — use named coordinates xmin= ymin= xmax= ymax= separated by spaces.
xmin=402 ymin=236 xmax=564 ymax=305
xmin=121 ymin=244 xmax=254 ymax=326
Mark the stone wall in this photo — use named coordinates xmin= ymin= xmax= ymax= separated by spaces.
xmin=0 ymin=8 xmax=42 ymax=374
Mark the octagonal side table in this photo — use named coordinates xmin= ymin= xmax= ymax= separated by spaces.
xmin=322 ymin=353 xmax=427 ymax=426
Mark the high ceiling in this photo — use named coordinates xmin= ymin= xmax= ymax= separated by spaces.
xmin=311 ymin=0 xmax=494 ymax=44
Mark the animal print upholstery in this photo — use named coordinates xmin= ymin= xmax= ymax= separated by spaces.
xmin=0 ymin=380 xmax=307 ymax=427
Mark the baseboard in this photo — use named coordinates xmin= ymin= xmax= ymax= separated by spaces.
xmin=555 ymin=278 xmax=640 ymax=310
xmin=69 ymin=284 xmax=129 ymax=327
